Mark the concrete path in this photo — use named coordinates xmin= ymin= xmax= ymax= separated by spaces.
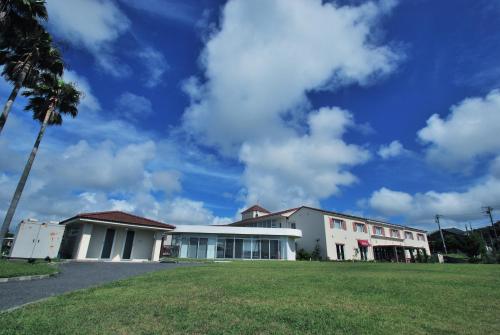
xmin=0 ymin=262 xmax=193 ymax=311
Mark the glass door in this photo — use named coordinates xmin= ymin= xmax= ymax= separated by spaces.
xmin=122 ymin=230 xmax=135 ymax=259
xmin=101 ymin=228 xmax=116 ymax=259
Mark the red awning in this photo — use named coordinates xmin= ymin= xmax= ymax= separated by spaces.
xmin=358 ymin=239 xmax=370 ymax=247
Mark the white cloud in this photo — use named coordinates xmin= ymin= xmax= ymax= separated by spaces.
xmin=240 ymin=107 xmax=370 ymax=210
xmin=47 ymin=0 xmax=131 ymax=76
xmin=118 ymin=0 xmax=200 ymax=25
xmin=137 ymin=47 xmax=169 ymax=88
xmin=150 ymin=171 xmax=182 ymax=194
xmin=377 ymin=140 xmax=407 ymax=159
xmin=183 ymin=0 xmax=401 ymax=155
xmin=368 ymin=156 xmax=500 ymax=224
xmin=114 ymin=92 xmax=153 ymax=121
xmin=417 ymin=89 xmax=500 ymax=171
xmin=63 ymin=70 xmax=101 ymax=111
xmin=369 ymin=187 xmax=414 ymax=215
xmin=0 ymin=69 xmax=230 ymax=228
xmin=157 ymin=198 xmax=230 ymax=225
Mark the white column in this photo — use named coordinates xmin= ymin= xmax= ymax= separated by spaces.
xmin=151 ymin=232 xmax=163 ymax=262
xmin=75 ymin=223 xmax=93 ymax=260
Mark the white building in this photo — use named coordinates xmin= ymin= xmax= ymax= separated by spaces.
xmin=59 ymin=211 xmax=174 ymax=262
xmin=230 ymin=205 xmax=430 ymax=262
xmin=168 ymin=225 xmax=302 ymax=260
xmin=56 ymin=205 xmax=429 ymax=263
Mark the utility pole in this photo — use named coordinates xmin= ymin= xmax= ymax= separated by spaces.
xmin=435 ymin=214 xmax=447 ymax=254
xmin=483 ymin=206 xmax=498 ymax=240
xmin=483 ymin=207 xmax=498 ymax=253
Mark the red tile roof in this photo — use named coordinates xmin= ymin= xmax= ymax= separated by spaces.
xmin=61 ymin=211 xmax=175 ymax=229
xmin=241 ymin=205 xmax=271 ymax=214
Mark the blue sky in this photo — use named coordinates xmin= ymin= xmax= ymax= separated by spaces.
xmin=1 ymin=0 xmax=500 ymax=231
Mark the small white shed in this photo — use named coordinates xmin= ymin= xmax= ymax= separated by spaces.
xmin=10 ymin=220 xmax=65 ymax=259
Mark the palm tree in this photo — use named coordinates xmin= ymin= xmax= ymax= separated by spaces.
xmin=0 ymin=74 xmax=81 ymax=245
xmin=0 ymin=0 xmax=47 ymax=36
xmin=0 ymin=26 xmax=63 ymax=135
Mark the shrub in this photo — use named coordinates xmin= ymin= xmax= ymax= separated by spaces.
xmin=296 ymin=248 xmax=311 ymax=261
xmin=311 ymin=244 xmax=322 ymax=261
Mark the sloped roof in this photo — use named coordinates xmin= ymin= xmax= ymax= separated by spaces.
xmin=61 ymin=211 xmax=175 ymax=230
xmin=241 ymin=205 xmax=271 ymax=214
xmin=230 ymin=207 xmax=300 ymax=225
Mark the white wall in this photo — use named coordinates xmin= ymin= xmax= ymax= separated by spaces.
xmin=289 ymin=208 xmax=328 ymax=259
xmin=131 ymin=229 xmax=155 ymax=260
xmin=85 ymin=224 xmax=106 ymax=259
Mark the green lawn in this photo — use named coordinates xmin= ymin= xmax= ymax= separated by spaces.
xmin=0 ymin=259 xmax=58 ymax=278
xmin=1 ymin=262 xmax=499 ymax=334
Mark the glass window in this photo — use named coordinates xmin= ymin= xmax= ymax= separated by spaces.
xmin=391 ymin=229 xmax=399 ymax=238
xmin=234 ymin=239 xmax=243 ymax=259
xmin=252 ymin=239 xmax=260 ymax=259
xmin=271 ymin=220 xmax=278 ymax=228
xmin=374 ymin=227 xmax=383 ymax=235
xmin=243 ymin=240 xmax=252 ymax=259
xmin=225 ymin=238 xmax=234 ymax=258
xmin=261 ymin=240 xmax=270 ymax=259
xmin=355 ymin=223 xmax=365 ymax=233
xmin=216 ymin=239 xmax=225 ymax=258
xmin=291 ymin=223 xmax=296 ymax=229
xmin=417 ymin=234 xmax=425 ymax=241
xmin=270 ymin=240 xmax=280 ymax=259
xmin=188 ymin=237 xmax=198 ymax=258
xmin=197 ymin=238 xmax=208 ymax=259
xmin=332 ymin=219 xmax=343 ymax=229
xmin=405 ymin=232 xmax=414 ymax=240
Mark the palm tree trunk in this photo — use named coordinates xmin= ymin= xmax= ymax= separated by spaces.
xmin=0 ymin=106 xmax=53 ymax=248
xmin=0 ymin=60 xmax=31 ymax=135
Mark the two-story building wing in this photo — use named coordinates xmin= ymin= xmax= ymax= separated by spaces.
xmin=231 ymin=205 xmax=430 ymax=262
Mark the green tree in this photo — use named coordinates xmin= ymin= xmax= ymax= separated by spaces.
xmin=311 ymin=243 xmax=322 ymax=261
xmin=462 ymin=232 xmax=486 ymax=261
xmin=0 ymin=74 xmax=81 ymax=246
xmin=0 ymin=25 xmax=63 ymax=134
xmin=0 ymin=0 xmax=47 ymax=35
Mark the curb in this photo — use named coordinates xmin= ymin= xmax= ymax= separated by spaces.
xmin=0 ymin=272 xmax=57 ymax=283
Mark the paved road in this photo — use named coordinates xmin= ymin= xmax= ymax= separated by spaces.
xmin=0 ymin=262 xmax=192 ymax=311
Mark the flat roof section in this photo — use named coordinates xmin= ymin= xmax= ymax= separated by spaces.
xmin=171 ymin=225 xmax=302 ymax=238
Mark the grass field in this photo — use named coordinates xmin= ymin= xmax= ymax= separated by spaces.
xmin=1 ymin=262 xmax=499 ymax=334
xmin=0 ymin=259 xmax=58 ymax=278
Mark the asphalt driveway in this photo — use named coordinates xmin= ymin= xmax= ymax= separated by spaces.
xmin=0 ymin=261 xmax=193 ymax=311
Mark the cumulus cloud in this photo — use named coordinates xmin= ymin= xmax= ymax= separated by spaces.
xmin=369 ymin=187 xmax=415 ymax=216
xmin=240 ymin=107 xmax=370 ymax=210
xmin=150 ymin=171 xmax=182 ymax=194
xmin=0 ymin=69 xmax=230 ymax=227
xmin=47 ymin=0 xmax=131 ymax=76
xmin=137 ymin=47 xmax=169 ymax=88
xmin=183 ymin=0 xmax=401 ymax=155
xmin=377 ymin=140 xmax=407 ymax=159
xmin=368 ymin=90 xmax=500 ymax=225
xmin=114 ymin=92 xmax=153 ymax=121
xmin=418 ymin=89 xmax=500 ymax=171
xmin=368 ymin=172 xmax=500 ymax=224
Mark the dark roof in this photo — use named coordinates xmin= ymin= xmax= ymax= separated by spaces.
xmin=241 ymin=205 xmax=271 ymax=214
xmin=230 ymin=207 xmax=300 ymax=225
xmin=60 ymin=211 xmax=175 ymax=229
